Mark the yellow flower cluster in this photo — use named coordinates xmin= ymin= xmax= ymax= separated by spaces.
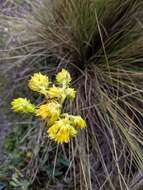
xmin=56 ymin=69 xmax=71 ymax=85
xmin=28 ymin=73 xmax=49 ymax=95
xmin=11 ymin=69 xmax=86 ymax=144
xmin=47 ymin=115 xmax=86 ymax=143
xmin=36 ymin=102 xmax=61 ymax=125
xmin=11 ymin=98 xmax=36 ymax=113
xmin=48 ymin=118 xmax=77 ymax=143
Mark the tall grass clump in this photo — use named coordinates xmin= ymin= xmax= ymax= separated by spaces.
xmin=2 ymin=0 xmax=143 ymax=189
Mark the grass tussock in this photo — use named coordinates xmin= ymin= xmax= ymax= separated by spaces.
xmin=1 ymin=0 xmax=143 ymax=189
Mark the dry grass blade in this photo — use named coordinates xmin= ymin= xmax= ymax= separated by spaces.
xmin=2 ymin=0 xmax=143 ymax=189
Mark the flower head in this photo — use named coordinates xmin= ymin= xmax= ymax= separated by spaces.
xmin=70 ymin=115 xmax=86 ymax=129
xmin=48 ymin=118 xmax=77 ymax=143
xmin=11 ymin=98 xmax=36 ymax=113
xmin=28 ymin=73 xmax=49 ymax=95
xmin=56 ymin=69 xmax=71 ymax=85
xmin=47 ymin=86 xmax=66 ymax=103
xmin=26 ymin=151 xmax=32 ymax=159
xmin=47 ymin=86 xmax=64 ymax=98
xmin=36 ymin=101 xmax=61 ymax=125
xmin=65 ymin=88 xmax=76 ymax=100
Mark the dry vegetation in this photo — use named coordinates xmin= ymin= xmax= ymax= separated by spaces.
xmin=1 ymin=0 xmax=143 ymax=189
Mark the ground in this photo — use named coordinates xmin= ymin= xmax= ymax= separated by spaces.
xmin=0 ymin=0 xmax=30 ymax=164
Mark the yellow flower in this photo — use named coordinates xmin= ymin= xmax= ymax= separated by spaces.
xmin=70 ymin=116 xmax=86 ymax=129
xmin=47 ymin=86 xmax=66 ymax=103
xmin=36 ymin=102 xmax=61 ymax=125
xmin=65 ymin=88 xmax=76 ymax=100
xmin=28 ymin=73 xmax=49 ymax=94
xmin=11 ymin=98 xmax=36 ymax=113
xmin=26 ymin=151 xmax=32 ymax=159
xmin=56 ymin=69 xmax=71 ymax=85
xmin=48 ymin=118 xmax=77 ymax=143
xmin=47 ymin=86 xmax=64 ymax=98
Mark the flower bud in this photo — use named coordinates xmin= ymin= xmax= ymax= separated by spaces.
xmin=56 ymin=69 xmax=71 ymax=85
xmin=70 ymin=115 xmax=86 ymax=129
xmin=65 ymin=88 xmax=76 ymax=100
